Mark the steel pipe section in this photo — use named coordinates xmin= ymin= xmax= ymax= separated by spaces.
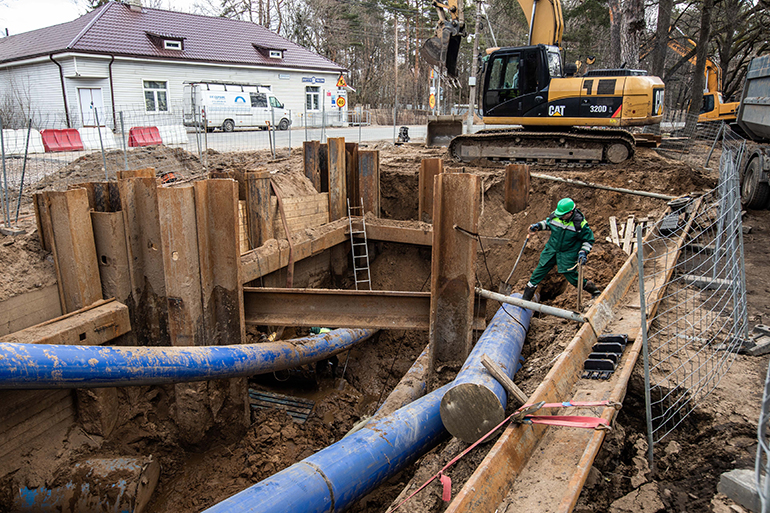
xmin=0 ymin=329 xmax=376 ymax=389
xmin=204 ymin=383 xmax=451 ymax=513
xmin=440 ymin=293 xmax=534 ymax=442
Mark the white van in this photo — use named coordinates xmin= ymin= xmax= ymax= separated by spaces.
xmin=183 ymin=82 xmax=292 ymax=132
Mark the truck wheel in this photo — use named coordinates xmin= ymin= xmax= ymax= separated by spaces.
xmin=222 ymin=119 xmax=235 ymax=133
xmin=278 ymin=118 xmax=290 ymax=131
xmin=741 ymin=157 xmax=770 ymax=209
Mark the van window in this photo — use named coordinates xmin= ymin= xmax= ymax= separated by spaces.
xmin=250 ymin=92 xmax=268 ymax=108
xmin=269 ymin=96 xmax=283 ymax=109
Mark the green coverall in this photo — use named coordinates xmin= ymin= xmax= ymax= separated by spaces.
xmin=528 ymin=209 xmax=595 ymax=287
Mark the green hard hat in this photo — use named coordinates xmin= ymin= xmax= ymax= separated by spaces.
xmin=554 ymin=198 xmax=575 ymax=216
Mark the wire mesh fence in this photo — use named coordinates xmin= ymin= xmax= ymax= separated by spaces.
xmin=637 ymin=131 xmax=747 ymax=462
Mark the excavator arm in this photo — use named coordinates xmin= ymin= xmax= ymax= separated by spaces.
xmin=518 ymin=0 xmax=564 ymax=47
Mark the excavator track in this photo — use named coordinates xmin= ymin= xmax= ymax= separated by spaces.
xmin=448 ymin=127 xmax=637 ymax=165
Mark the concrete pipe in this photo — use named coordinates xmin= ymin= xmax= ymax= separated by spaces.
xmin=440 ymin=293 xmax=534 ymax=443
xmin=203 ymin=383 xmax=451 ymax=513
xmin=0 ymin=329 xmax=376 ymax=389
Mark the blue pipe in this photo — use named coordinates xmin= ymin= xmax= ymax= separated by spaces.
xmin=440 ymin=293 xmax=534 ymax=442
xmin=204 ymin=383 xmax=451 ymax=513
xmin=0 ymin=329 xmax=375 ymax=389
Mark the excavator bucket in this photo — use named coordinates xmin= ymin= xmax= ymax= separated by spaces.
xmin=420 ymin=27 xmax=462 ymax=77
xmin=426 ymin=115 xmax=464 ymax=147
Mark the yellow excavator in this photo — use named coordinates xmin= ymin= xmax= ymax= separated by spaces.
xmin=421 ymin=0 xmax=665 ymax=164
xmin=640 ymin=36 xmax=738 ymax=123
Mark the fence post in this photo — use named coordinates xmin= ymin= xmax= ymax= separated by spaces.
xmin=14 ymin=119 xmax=32 ymax=224
xmin=0 ymin=117 xmax=8 ymax=227
xmin=120 ymin=111 xmax=128 ymax=171
xmin=94 ymin=107 xmax=108 ymax=181
xmin=637 ymin=225 xmax=654 ymax=467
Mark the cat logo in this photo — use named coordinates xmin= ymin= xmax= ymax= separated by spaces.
xmin=548 ymin=105 xmax=566 ymax=116
xmin=653 ymin=88 xmax=665 ymax=116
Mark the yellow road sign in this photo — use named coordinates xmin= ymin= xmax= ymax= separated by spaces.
xmin=336 ymin=75 xmax=348 ymax=88
xmin=429 ymin=93 xmax=436 ymax=109
xmin=336 ymin=96 xmax=346 ymax=108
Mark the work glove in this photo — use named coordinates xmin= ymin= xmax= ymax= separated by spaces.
xmin=578 ymin=250 xmax=587 ymax=265
xmin=529 ymin=223 xmax=541 ymax=232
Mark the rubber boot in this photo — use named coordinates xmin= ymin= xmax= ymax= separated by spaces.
xmin=522 ymin=284 xmax=537 ymax=302
xmin=584 ymin=280 xmax=601 ymax=299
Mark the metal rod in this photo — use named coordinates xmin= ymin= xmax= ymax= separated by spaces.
xmin=0 ymin=118 xmax=8 ymax=228
xmin=14 ymin=119 xmax=32 ymax=225
xmin=704 ymin=122 xmax=724 ymax=169
xmin=475 ymin=287 xmax=588 ymax=324
xmin=531 ymin=172 xmax=677 ymax=200
xmin=637 ymin=225 xmax=654 ymax=467
xmin=94 ymin=107 xmax=108 ymax=181
xmin=120 ymin=111 xmax=127 ymax=171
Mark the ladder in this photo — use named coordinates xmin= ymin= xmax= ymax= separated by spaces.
xmin=347 ymin=198 xmax=372 ymax=291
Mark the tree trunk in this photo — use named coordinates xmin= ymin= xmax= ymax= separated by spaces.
xmin=608 ymin=0 xmax=622 ymax=67
xmin=652 ymin=0 xmax=673 ymax=78
xmin=685 ymin=0 xmax=714 ymax=134
xmin=620 ymin=0 xmax=644 ymax=68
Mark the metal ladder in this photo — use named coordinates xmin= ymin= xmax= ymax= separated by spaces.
xmin=347 ymin=199 xmax=371 ymax=291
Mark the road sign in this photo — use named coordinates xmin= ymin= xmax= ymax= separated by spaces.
xmin=336 ymin=96 xmax=346 ymax=108
xmin=429 ymin=93 xmax=436 ymax=109
xmin=336 ymin=75 xmax=348 ymax=88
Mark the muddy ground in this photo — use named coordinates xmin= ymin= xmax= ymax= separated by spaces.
xmin=0 ymin=140 xmax=767 ymax=513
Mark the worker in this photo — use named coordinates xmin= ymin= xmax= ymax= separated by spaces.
xmin=522 ymin=198 xmax=601 ymax=301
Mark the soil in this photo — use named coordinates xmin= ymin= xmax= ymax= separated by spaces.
xmin=0 ymin=140 xmax=767 ymax=513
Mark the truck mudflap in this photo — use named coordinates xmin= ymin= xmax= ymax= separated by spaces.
xmin=741 ymin=148 xmax=770 ymax=209
xmin=447 ymin=127 xmax=636 ymax=165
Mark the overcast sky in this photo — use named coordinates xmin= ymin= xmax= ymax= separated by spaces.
xmin=0 ymin=0 xmax=201 ymax=36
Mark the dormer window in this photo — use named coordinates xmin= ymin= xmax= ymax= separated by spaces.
xmin=146 ymin=31 xmax=186 ymax=51
xmin=269 ymin=50 xmax=283 ymax=59
xmin=253 ymin=43 xmax=286 ymax=60
xmin=164 ymin=40 xmax=182 ymax=50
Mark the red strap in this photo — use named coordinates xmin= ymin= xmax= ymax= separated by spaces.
xmin=440 ymin=473 xmax=452 ymax=501
xmin=526 ymin=415 xmax=609 ymax=429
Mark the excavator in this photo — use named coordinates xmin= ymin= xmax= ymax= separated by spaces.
xmin=421 ymin=0 xmax=665 ymax=164
xmin=640 ymin=36 xmax=738 ymax=123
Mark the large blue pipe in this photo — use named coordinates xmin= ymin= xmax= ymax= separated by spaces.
xmin=440 ymin=293 xmax=534 ymax=442
xmin=204 ymin=383 xmax=451 ymax=513
xmin=0 ymin=329 xmax=375 ymax=389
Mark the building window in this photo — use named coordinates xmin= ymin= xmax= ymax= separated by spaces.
xmin=164 ymin=40 xmax=182 ymax=50
xmin=144 ymin=81 xmax=168 ymax=112
xmin=269 ymin=50 xmax=283 ymax=59
xmin=306 ymin=86 xmax=320 ymax=111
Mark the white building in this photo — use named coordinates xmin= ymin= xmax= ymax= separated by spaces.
xmin=0 ymin=0 xmax=349 ymax=130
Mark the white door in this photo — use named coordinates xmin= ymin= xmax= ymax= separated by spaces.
xmin=78 ymin=88 xmax=105 ymax=127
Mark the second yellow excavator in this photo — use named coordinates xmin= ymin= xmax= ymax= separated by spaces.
xmin=422 ymin=0 xmax=665 ymax=164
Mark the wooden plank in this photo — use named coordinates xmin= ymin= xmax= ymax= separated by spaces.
xmin=246 ymin=171 xmax=272 ymax=249
xmin=303 ymin=140 xmax=321 ymax=192
xmin=117 ymin=167 xmax=155 ymax=179
xmin=429 ymin=173 xmax=480 ymax=373
xmin=418 ymin=158 xmax=443 ymax=223
xmin=0 ymin=299 xmax=130 ymax=346
xmin=118 ymin=176 xmax=168 ymax=345
xmin=504 ymin=164 xmax=530 ymax=214
xmin=622 ymin=215 xmax=635 ymax=254
xmin=327 ymin=137 xmax=346 ymax=221
xmin=33 ymin=193 xmax=51 ymax=252
xmin=0 ymin=390 xmax=71 ymax=438
xmin=195 ymin=179 xmax=245 ymax=346
xmin=359 ymin=150 xmax=380 ymax=217
xmin=480 ymin=355 xmax=528 ymax=406
xmin=609 ymin=216 xmax=620 ymax=246
xmin=269 ymin=194 xmax=329 ymax=218
xmin=273 ymin=212 xmax=329 ymax=238
xmin=239 ymin=201 xmax=250 ymax=254
xmin=91 ymin=211 xmax=132 ymax=304
xmin=0 ymin=285 xmax=62 ymax=337
xmin=345 ymin=142 xmax=359 ymax=207
xmin=0 ymin=395 xmax=74 ymax=449
xmin=364 ymin=221 xmax=433 ymax=246
xmin=46 ymin=188 xmax=102 ymax=313
xmin=158 ymin=186 xmax=203 ymax=347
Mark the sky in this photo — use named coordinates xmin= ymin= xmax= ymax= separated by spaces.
xmin=0 ymin=0 xmax=201 ymax=36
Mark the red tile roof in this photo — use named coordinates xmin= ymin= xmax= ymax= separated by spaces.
xmin=0 ymin=1 xmax=345 ymax=73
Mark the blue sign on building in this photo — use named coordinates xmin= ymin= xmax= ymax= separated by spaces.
xmin=302 ymin=76 xmax=326 ymax=84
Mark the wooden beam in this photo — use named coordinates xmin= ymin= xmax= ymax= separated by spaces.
xmin=246 ymin=170 xmax=273 ymax=249
xmin=504 ymin=164 xmax=530 ymax=214
xmin=363 ymin=220 xmax=433 ymax=246
xmin=91 ymin=211 xmax=131 ymax=304
xmin=45 ymin=188 xmax=102 ymax=313
xmin=0 ymin=299 xmax=130 ymax=346
xmin=303 ymin=140 xmax=321 ymax=192
xmin=359 ymin=150 xmax=380 ymax=217
xmin=429 ymin=173 xmax=480 ymax=373
xmin=327 ymin=137 xmax=347 ymax=221
xmin=418 ymin=158 xmax=443 ymax=223
xmin=480 ymin=354 xmax=528 ymax=406
xmin=346 ymin=142 xmax=359 ymax=208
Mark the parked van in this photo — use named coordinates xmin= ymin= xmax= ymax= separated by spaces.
xmin=182 ymin=82 xmax=292 ymax=132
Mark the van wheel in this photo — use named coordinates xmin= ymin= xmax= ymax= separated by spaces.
xmin=278 ymin=118 xmax=290 ymax=131
xmin=223 ymin=119 xmax=235 ymax=132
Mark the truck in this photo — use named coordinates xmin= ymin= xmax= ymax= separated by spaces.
xmin=734 ymin=55 xmax=770 ymax=209
xmin=182 ymin=81 xmax=292 ymax=132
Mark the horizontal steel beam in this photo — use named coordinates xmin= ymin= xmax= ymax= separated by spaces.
xmin=244 ymin=288 xmax=486 ymax=331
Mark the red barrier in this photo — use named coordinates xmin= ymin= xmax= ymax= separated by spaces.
xmin=40 ymin=129 xmax=84 ymax=152
xmin=128 ymin=126 xmax=162 ymax=147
